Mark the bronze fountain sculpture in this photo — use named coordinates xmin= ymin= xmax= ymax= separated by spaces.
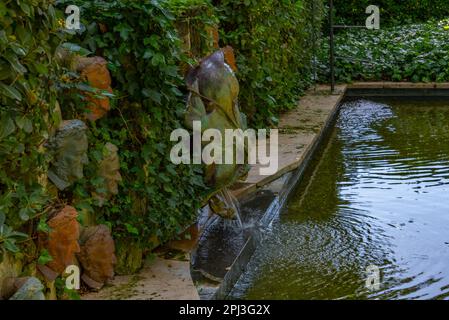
xmin=184 ymin=48 xmax=249 ymax=219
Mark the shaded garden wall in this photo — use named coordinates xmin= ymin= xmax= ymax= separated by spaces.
xmin=0 ymin=0 xmax=325 ymax=297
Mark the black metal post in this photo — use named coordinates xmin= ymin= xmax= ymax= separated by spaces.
xmin=312 ymin=0 xmax=317 ymax=91
xmin=329 ymin=0 xmax=335 ymax=93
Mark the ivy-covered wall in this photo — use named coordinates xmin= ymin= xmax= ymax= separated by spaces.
xmin=56 ymin=0 xmax=210 ymax=274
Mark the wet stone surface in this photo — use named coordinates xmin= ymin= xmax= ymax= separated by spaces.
xmin=191 ymin=190 xmax=276 ymax=287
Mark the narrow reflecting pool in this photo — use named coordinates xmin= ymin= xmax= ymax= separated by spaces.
xmin=231 ymin=98 xmax=449 ymax=300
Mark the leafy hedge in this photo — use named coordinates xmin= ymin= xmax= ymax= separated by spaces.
xmin=333 ymin=0 xmax=449 ymax=27
xmin=214 ymin=0 xmax=325 ymax=126
xmin=0 ymin=0 xmax=210 ymax=275
xmin=166 ymin=0 xmax=219 ymax=63
xmin=57 ymin=0 xmax=207 ymax=251
xmin=0 ymin=0 xmax=63 ymax=257
xmin=318 ymin=21 xmax=449 ymax=83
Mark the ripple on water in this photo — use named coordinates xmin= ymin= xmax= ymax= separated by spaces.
xmin=230 ymin=98 xmax=449 ymax=300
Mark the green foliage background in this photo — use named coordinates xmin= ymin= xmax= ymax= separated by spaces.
xmin=215 ymin=0 xmax=325 ymax=126
xmin=333 ymin=0 xmax=449 ymax=26
xmin=319 ymin=20 xmax=449 ymax=83
xmin=57 ymin=0 xmax=208 ymax=248
xmin=0 ymin=0 xmax=63 ymax=259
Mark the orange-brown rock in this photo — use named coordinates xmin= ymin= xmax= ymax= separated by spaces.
xmin=38 ymin=206 xmax=80 ymax=276
xmin=221 ymin=46 xmax=237 ymax=72
xmin=77 ymin=225 xmax=116 ymax=289
xmin=222 ymin=46 xmax=238 ymax=72
xmin=75 ymin=56 xmax=113 ymax=121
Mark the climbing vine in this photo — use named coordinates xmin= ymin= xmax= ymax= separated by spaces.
xmin=0 ymin=0 xmax=63 ymax=256
xmin=215 ymin=0 xmax=325 ymax=126
xmin=56 ymin=0 xmax=208 ymax=251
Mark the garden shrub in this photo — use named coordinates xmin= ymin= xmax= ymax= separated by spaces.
xmin=0 ymin=0 xmax=63 ymax=259
xmin=214 ymin=0 xmax=325 ymax=126
xmin=56 ymin=0 xmax=207 ymax=266
xmin=318 ymin=22 xmax=449 ymax=83
xmin=164 ymin=0 xmax=219 ymax=63
xmin=333 ymin=0 xmax=449 ymax=27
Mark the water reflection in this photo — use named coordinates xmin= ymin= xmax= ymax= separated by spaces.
xmin=231 ymin=98 xmax=449 ymax=300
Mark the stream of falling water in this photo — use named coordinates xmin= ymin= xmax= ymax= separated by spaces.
xmin=222 ymin=187 xmax=244 ymax=229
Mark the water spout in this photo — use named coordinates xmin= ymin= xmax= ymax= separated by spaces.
xmin=222 ymin=187 xmax=243 ymax=230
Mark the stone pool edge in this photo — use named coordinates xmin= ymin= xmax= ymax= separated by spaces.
xmin=231 ymin=81 xmax=449 ymax=199
xmin=230 ymin=84 xmax=347 ymax=199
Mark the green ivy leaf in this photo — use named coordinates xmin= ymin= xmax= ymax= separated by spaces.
xmin=38 ymin=249 xmax=53 ymax=265
xmin=18 ymin=207 xmax=32 ymax=221
xmin=19 ymin=1 xmax=31 ymax=16
xmin=125 ymin=223 xmax=139 ymax=236
xmin=4 ymin=53 xmax=27 ymax=74
xmin=9 ymin=231 xmax=28 ymax=241
xmin=0 ymin=115 xmax=16 ymax=139
xmin=3 ymin=239 xmax=19 ymax=253
xmin=9 ymin=43 xmax=27 ymax=56
xmin=61 ymin=42 xmax=92 ymax=56
xmin=142 ymin=88 xmax=161 ymax=104
xmin=15 ymin=117 xmax=33 ymax=133
xmin=0 ymin=83 xmax=22 ymax=101
xmin=114 ymin=23 xmax=133 ymax=41
xmin=151 ymin=53 xmax=165 ymax=66
xmin=144 ymin=35 xmax=160 ymax=49
xmin=37 ymin=217 xmax=52 ymax=234
xmin=34 ymin=63 xmax=48 ymax=75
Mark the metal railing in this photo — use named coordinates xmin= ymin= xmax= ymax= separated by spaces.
xmin=329 ymin=0 xmax=379 ymax=93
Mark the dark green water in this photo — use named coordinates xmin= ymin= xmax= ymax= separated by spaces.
xmin=231 ymin=98 xmax=449 ymax=300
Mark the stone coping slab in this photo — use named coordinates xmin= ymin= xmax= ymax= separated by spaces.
xmin=231 ymin=82 xmax=449 ymax=199
xmin=231 ymin=84 xmax=347 ymax=199
xmin=348 ymin=82 xmax=449 ymax=89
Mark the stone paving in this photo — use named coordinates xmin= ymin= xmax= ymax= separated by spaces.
xmin=82 ymin=256 xmax=199 ymax=300
xmin=231 ymin=84 xmax=347 ymax=198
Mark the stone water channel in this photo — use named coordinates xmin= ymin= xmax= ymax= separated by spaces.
xmin=193 ymin=88 xmax=449 ymax=300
